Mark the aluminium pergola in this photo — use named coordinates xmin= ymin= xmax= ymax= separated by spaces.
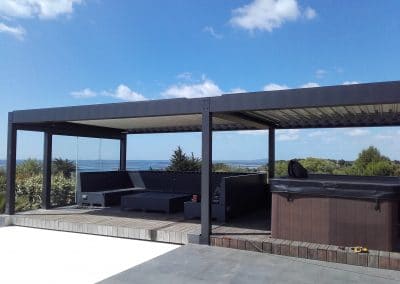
xmin=5 ymin=80 xmax=400 ymax=244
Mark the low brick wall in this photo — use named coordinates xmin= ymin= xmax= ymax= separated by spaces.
xmin=211 ymin=236 xmax=400 ymax=271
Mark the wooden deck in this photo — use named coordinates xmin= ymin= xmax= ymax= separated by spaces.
xmin=3 ymin=206 xmax=271 ymax=245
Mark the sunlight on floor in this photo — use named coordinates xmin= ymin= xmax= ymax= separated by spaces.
xmin=0 ymin=226 xmax=179 ymax=284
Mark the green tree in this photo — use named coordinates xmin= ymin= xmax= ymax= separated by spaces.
xmin=353 ymin=146 xmax=395 ymax=176
xmin=53 ymin=158 xmax=75 ymax=178
xmin=166 ymin=146 xmax=201 ymax=172
xmin=354 ymin=146 xmax=390 ymax=170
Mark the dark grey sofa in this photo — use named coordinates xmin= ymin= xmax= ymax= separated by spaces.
xmin=77 ymin=171 xmax=144 ymax=207
xmin=78 ymin=170 xmax=267 ymax=220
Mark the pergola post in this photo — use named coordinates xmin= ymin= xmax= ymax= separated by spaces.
xmin=268 ymin=128 xmax=275 ymax=179
xmin=5 ymin=114 xmax=17 ymax=215
xmin=200 ymin=110 xmax=212 ymax=245
xmin=42 ymin=132 xmax=52 ymax=209
xmin=119 ymin=134 xmax=127 ymax=171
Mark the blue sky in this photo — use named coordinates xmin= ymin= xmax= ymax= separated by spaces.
xmin=1 ymin=0 xmax=400 ymax=161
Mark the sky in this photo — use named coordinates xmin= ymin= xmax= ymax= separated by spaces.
xmin=1 ymin=0 xmax=400 ymax=161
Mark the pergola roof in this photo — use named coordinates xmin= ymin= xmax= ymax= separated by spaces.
xmin=9 ymin=80 xmax=400 ymax=137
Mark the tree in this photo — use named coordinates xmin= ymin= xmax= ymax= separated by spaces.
xmin=352 ymin=146 xmax=396 ymax=176
xmin=52 ymin=158 xmax=75 ymax=178
xmin=166 ymin=146 xmax=201 ymax=172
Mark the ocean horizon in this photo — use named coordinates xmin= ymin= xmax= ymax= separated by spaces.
xmin=0 ymin=159 xmax=267 ymax=172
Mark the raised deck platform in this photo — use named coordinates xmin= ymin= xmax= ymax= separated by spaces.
xmin=0 ymin=206 xmax=270 ymax=245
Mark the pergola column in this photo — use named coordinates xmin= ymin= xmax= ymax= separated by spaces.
xmin=41 ymin=132 xmax=52 ymax=209
xmin=5 ymin=115 xmax=17 ymax=215
xmin=200 ymin=110 xmax=212 ymax=245
xmin=268 ymin=128 xmax=275 ymax=179
xmin=119 ymin=134 xmax=127 ymax=171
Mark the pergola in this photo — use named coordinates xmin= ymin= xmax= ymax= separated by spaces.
xmin=5 ymin=80 xmax=400 ymax=244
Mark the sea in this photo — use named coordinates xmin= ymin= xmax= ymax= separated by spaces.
xmin=0 ymin=159 xmax=267 ymax=172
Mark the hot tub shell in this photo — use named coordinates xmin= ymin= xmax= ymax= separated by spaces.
xmin=270 ymin=175 xmax=400 ymax=251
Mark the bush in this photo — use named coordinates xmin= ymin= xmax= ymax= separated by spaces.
xmin=300 ymin=157 xmax=338 ymax=174
xmin=213 ymin=163 xmax=255 ymax=173
xmin=15 ymin=174 xmax=43 ymax=211
xmin=0 ymin=192 xmax=5 ymax=214
xmin=0 ymin=167 xmax=6 ymax=192
xmin=51 ymin=174 xmax=76 ymax=207
xmin=274 ymin=160 xmax=289 ymax=177
xmin=16 ymin=159 xmax=42 ymax=179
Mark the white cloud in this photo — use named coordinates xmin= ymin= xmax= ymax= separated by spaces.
xmin=230 ymin=87 xmax=247 ymax=93
xmin=346 ymin=128 xmax=370 ymax=137
xmin=203 ymin=26 xmax=222 ymax=39
xmin=299 ymin=82 xmax=320 ymax=88
xmin=0 ymin=22 xmax=25 ymax=39
xmin=70 ymin=88 xmax=97 ymax=99
xmin=277 ymin=129 xmax=300 ymax=141
xmin=375 ymin=134 xmax=393 ymax=140
xmin=315 ymin=69 xmax=326 ymax=79
xmin=308 ymin=130 xmax=328 ymax=137
xmin=103 ymin=84 xmax=147 ymax=102
xmin=161 ymin=79 xmax=223 ymax=99
xmin=263 ymin=82 xmax=320 ymax=91
xmin=342 ymin=81 xmax=359 ymax=85
xmin=263 ymin=83 xmax=289 ymax=91
xmin=71 ymin=84 xmax=147 ymax=102
xmin=237 ymin=130 xmax=268 ymax=135
xmin=0 ymin=0 xmax=82 ymax=19
xmin=304 ymin=7 xmax=316 ymax=19
xmin=230 ymin=0 xmax=316 ymax=32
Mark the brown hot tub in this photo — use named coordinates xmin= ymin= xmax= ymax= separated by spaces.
xmin=270 ymin=174 xmax=400 ymax=251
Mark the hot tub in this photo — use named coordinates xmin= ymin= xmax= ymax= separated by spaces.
xmin=270 ymin=174 xmax=400 ymax=251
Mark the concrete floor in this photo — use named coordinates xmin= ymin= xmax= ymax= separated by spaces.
xmin=100 ymin=244 xmax=400 ymax=284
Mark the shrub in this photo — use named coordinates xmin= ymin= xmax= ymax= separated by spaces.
xmin=0 ymin=192 xmax=5 ymax=213
xmin=51 ymin=174 xmax=76 ymax=207
xmin=300 ymin=157 xmax=338 ymax=174
xmin=16 ymin=159 xmax=42 ymax=179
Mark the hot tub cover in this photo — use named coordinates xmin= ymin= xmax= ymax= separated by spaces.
xmin=270 ymin=174 xmax=400 ymax=200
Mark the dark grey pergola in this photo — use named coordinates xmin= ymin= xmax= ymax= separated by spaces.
xmin=5 ymin=80 xmax=400 ymax=244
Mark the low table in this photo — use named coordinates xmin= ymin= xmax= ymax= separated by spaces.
xmin=121 ymin=192 xmax=191 ymax=213
xmin=184 ymin=201 xmax=226 ymax=222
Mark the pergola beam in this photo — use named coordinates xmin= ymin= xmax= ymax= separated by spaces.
xmin=15 ymin=122 xmax=123 ymax=139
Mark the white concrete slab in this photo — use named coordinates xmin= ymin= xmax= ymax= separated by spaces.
xmin=0 ymin=226 xmax=179 ymax=284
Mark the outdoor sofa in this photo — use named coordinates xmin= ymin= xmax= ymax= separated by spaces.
xmin=78 ymin=170 xmax=267 ymax=221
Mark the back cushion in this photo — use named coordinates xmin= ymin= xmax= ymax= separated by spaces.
xmin=79 ymin=171 xmax=134 ymax=192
